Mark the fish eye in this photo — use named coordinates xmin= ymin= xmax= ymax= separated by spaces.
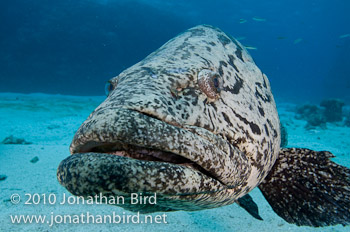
xmin=213 ymin=76 xmax=220 ymax=89
xmin=104 ymin=81 xmax=116 ymax=96
xmin=198 ymin=69 xmax=222 ymax=100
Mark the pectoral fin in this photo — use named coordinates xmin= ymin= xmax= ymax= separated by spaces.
xmin=259 ymin=148 xmax=350 ymax=227
xmin=236 ymin=194 xmax=263 ymax=220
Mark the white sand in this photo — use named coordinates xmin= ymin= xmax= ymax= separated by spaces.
xmin=0 ymin=93 xmax=349 ymax=232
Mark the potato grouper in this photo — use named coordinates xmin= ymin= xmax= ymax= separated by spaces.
xmin=57 ymin=25 xmax=350 ymax=227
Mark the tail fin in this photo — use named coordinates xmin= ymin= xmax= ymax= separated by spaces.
xmin=259 ymin=148 xmax=350 ymax=227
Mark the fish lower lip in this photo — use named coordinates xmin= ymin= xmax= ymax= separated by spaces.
xmin=57 ymin=152 xmax=228 ymax=199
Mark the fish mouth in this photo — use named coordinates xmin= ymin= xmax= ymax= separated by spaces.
xmin=68 ymin=107 xmax=232 ymax=183
xmin=78 ymin=142 xmax=216 ymax=180
xmin=68 ymin=107 xmax=247 ymax=186
xmin=57 ymin=107 xmax=249 ymax=211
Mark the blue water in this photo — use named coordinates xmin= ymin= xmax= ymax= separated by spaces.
xmin=1 ymin=0 xmax=349 ymax=103
xmin=1 ymin=1 xmax=350 ymax=231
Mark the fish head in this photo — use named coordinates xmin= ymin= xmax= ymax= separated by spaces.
xmin=57 ymin=25 xmax=280 ymax=212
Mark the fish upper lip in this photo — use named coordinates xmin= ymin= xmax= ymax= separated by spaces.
xmin=74 ymin=142 xmax=220 ymax=184
xmin=70 ymin=107 xmax=247 ymax=187
xmin=70 ymin=110 xmax=223 ymax=184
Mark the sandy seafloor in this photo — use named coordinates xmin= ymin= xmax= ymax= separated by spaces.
xmin=0 ymin=92 xmax=349 ymax=232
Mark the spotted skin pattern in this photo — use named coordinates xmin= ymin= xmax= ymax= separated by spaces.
xmin=57 ymin=25 xmax=281 ymax=212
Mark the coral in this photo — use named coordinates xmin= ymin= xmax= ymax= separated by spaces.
xmin=1 ymin=135 xmax=32 ymax=145
xmin=295 ymin=104 xmax=326 ymax=129
xmin=345 ymin=115 xmax=350 ymax=127
xmin=343 ymin=106 xmax=350 ymax=127
xmin=320 ymin=98 xmax=345 ymax=122
xmin=30 ymin=156 xmax=39 ymax=163
xmin=295 ymin=99 xmax=346 ymax=129
xmin=295 ymin=104 xmax=320 ymax=120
